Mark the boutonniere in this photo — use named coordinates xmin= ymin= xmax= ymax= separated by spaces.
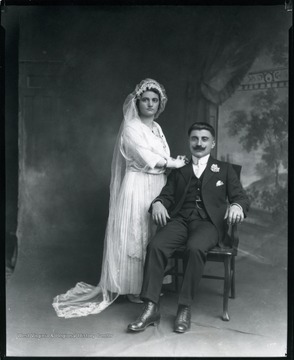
xmin=216 ymin=180 xmax=224 ymax=187
xmin=211 ymin=164 xmax=220 ymax=173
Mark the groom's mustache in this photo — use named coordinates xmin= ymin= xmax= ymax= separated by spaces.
xmin=192 ymin=146 xmax=206 ymax=151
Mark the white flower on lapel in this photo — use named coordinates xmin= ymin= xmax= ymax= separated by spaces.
xmin=211 ymin=164 xmax=220 ymax=173
xmin=216 ymin=180 xmax=224 ymax=187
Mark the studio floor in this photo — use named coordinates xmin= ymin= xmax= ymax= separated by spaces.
xmin=6 ymin=213 xmax=288 ymax=357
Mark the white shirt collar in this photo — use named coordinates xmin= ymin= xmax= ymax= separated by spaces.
xmin=192 ymin=154 xmax=210 ymax=166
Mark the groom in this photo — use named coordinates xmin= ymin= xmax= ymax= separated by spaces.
xmin=127 ymin=122 xmax=250 ymax=333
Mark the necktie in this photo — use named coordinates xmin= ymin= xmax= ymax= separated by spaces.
xmin=194 ymin=162 xmax=200 ymax=178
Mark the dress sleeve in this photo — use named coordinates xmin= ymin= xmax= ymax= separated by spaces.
xmin=121 ymin=125 xmax=165 ymax=170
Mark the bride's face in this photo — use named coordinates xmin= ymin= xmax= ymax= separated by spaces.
xmin=138 ymin=90 xmax=160 ymax=118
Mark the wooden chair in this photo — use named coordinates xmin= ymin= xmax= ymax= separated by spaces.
xmin=169 ymin=164 xmax=242 ymax=322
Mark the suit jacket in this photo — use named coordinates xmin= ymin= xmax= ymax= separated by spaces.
xmin=151 ymin=156 xmax=250 ymax=246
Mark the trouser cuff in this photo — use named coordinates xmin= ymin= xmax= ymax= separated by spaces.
xmin=140 ymin=294 xmax=160 ymax=305
xmin=178 ymin=296 xmax=193 ymax=307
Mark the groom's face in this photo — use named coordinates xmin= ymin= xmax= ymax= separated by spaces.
xmin=189 ymin=129 xmax=215 ymax=158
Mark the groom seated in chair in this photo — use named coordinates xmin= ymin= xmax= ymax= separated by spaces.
xmin=127 ymin=121 xmax=250 ymax=334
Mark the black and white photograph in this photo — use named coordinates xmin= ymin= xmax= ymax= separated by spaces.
xmin=3 ymin=1 xmax=292 ymax=357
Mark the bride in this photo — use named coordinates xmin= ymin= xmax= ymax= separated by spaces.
xmin=52 ymin=78 xmax=186 ymax=318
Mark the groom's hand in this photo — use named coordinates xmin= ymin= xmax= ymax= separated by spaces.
xmin=224 ymin=204 xmax=244 ymax=225
xmin=152 ymin=201 xmax=170 ymax=227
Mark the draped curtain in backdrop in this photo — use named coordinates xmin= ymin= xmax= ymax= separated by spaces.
xmin=200 ymin=7 xmax=282 ymax=106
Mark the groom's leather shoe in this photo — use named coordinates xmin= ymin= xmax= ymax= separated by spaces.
xmin=127 ymin=301 xmax=160 ymax=332
xmin=174 ymin=305 xmax=191 ymax=333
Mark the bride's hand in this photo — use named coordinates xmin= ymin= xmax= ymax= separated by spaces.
xmin=167 ymin=157 xmax=186 ymax=169
xmin=176 ymin=155 xmax=189 ymax=164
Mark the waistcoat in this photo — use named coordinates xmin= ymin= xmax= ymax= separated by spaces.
xmin=178 ymin=170 xmax=208 ymax=220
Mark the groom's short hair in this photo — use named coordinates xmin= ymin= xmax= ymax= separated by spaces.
xmin=188 ymin=122 xmax=215 ymax=138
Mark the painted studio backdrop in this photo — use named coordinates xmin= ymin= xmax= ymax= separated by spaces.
xmin=4 ymin=5 xmax=291 ymax=357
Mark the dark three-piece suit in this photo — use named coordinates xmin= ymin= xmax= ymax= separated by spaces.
xmin=140 ymin=156 xmax=250 ymax=306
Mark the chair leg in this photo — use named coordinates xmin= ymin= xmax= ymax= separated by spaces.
xmin=174 ymin=258 xmax=179 ymax=293
xmin=230 ymin=256 xmax=236 ymax=299
xmin=222 ymin=256 xmax=231 ymax=321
